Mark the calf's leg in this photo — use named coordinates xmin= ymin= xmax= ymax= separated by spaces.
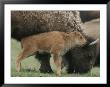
xmin=53 ymin=54 xmax=62 ymax=76
xmin=16 ymin=49 xmax=36 ymax=72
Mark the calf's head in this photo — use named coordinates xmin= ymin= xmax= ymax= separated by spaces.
xmin=71 ymin=31 xmax=87 ymax=46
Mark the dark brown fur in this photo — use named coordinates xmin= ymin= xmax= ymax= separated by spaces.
xmin=11 ymin=11 xmax=82 ymax=41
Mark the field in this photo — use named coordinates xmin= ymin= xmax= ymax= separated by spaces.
xmin=11 ymin=39 xmax=100 ymax=77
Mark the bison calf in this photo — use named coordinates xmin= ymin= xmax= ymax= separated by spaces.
xmin=16 ymin=31 xmax=86 ymax=76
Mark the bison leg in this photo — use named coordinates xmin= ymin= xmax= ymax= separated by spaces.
xmin=35 ymin=52 xmax=53 ymax=73
xmin=52 ymin=54 xmax=62 ymax=76
xmin=16 ymin=49 xmax=36 ymax=72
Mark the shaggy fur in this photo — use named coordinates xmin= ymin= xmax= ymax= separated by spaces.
xmin=16 ymin=31 xmax=87 ymax=76
xmin=65 ymin=36 xmax=100 ymax=73
xmin=11 ymin=11 xmax=82 ymax=41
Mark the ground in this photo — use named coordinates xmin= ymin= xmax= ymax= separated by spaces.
xmin=11 ymin=19 xmax=100 ymax=77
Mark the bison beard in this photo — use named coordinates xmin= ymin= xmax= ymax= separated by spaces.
xmin=11 ymin=11 xmax=99 ymax=73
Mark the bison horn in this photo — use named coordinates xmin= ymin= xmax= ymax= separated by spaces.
xmin=89 ymin=39 xmax=99 ymax=46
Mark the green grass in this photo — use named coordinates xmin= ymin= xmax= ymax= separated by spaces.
xmin=11 ymin=39 xmax=100 ymax=77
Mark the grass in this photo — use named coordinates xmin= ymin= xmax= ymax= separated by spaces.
xmin=11 ymin=39 xmax=100 ymax=77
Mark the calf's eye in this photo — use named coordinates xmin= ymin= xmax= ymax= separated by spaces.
xmin=80 ymin=36 xmax=83 ymax=39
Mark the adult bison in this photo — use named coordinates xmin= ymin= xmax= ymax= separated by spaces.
xmin=11 ymin=11 xmax=82 ymax=41
xmin=11 ymin=11 xmax=100 ymax=73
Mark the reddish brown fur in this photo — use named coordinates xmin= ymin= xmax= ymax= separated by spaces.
xmin=16 ymin=31 xmax=86 ymax=76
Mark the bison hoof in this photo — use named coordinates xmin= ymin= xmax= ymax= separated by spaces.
xmin=39 ymin=68 xmax=53 ymax=73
